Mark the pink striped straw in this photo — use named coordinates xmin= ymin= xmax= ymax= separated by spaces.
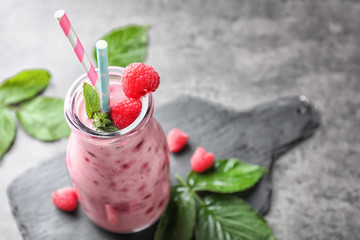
xmin=54 ymin=10 xmax=98 ymax=87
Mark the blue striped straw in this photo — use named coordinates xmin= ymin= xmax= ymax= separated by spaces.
xmin=96 ymin=40 xmax=110 ymax=113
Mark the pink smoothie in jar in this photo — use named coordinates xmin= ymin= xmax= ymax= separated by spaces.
xmin=64 ymin=66 xmax=170 ymax=233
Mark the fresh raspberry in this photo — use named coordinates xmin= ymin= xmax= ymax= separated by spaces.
xmin=51 ymin=187 xmax=78 ymax=212
xmin=122 ymin=63 xmax=160 ymax=99
xmin=111 ymin=98 xmax=142 ymax=129
xmin=190 ymin=147 xmax=215 ymax=173
xmin=167 ymin=128 xmax=189 ymax=153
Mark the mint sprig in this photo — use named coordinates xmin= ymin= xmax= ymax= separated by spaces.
xmin=93 ymin=112 xmax=119 ymax=132
xmin=83 ymin=83 xmax=119 ymax=132
xmin=155 ymin=159 xmax=275 ymax=240
xmin=0 ymin=69 xmax=70 ymax=159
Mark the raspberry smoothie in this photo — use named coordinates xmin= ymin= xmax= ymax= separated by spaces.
xmin=64 ymin=67 xmax=170 ymax=233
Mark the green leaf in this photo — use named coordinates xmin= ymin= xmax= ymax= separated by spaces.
xmin=155 ymin=186 xmax=196 ymax=240
xmin=83 ymin=83 xmax=100 ymax=118
xmin=0 ymin=69 xmax=50 ymax=105
xmin=0 ymin=106 xmax=16 ymax=159
xmin=187 ymin=159 xmax=267 ymax=193
xmin=196 ymin=194 xmax=276 ymax=240
xmin=94 ymin=25 xmax=149 ymax=67
xmin=16 ymin=97 xmax=70 ymax=141
xmin=93 ymin=112 xmax=119 ymax=132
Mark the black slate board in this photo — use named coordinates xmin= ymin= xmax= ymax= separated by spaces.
xmin=7 ymin=95 xmax=319 ymax=240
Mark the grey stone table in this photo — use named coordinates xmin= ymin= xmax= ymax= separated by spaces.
xmin=0 ymin=0 xmax=359 ymax=240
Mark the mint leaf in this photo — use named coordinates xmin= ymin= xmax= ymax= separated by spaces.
xmin=16 ymin=96 xmax=70 ymax=141
xmin=0 ymin=69 xmax=50 ymax=105
xmin=83 ymin=84 xmax=118 ymax=132
xmin=0 ymin=106 xmax=16 ymax=159
xmin=95 ymin=25 xmax=149 ymax=67
xmin=93 ymin=112 xmax=119 ymax=132
xmin=83 ymin=83 xmax=100 ymax=118
xmin=155 ymin=186 xmax=196 ymax=240
xmin=196 ymin=194 xmax=276 ymax=240
xmin=187 ymin=159 xmax=267 ymax=193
